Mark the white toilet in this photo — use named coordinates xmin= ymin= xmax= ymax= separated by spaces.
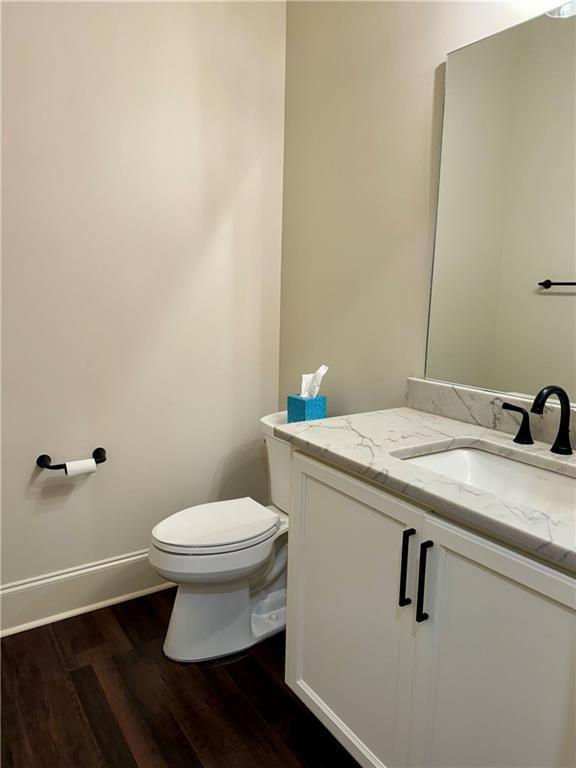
xmin=149 ymin=412 xmax=291 ymax=662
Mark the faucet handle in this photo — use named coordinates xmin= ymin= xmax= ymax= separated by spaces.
xmin=502 ymin=402 xmax=534 ymax=445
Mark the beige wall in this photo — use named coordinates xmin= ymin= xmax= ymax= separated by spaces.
xmin=279 ymin=1 xmax=555 ymax=416
xmin=2 ymin=2 xmax=285 ymax=594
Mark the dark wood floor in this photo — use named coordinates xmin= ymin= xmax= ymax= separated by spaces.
xmin=1 ymin=588 xmax=360 ymax=768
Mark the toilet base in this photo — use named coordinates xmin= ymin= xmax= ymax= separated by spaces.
xmin=163 ymin=582 xmax=286 ymax=662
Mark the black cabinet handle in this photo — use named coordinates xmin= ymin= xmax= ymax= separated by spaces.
xmin=416 ymin=541 xmax=434 ymax=622
xmin=398 ymin=528 xmax=416 ymax=607
xmin=398 ymin=528 xmax=416 ymax=608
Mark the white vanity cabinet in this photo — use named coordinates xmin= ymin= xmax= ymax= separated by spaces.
xmin=285 ymin=453 xmax=422 ymax=767
xmin=286 ymin=453 xmax=576 ymax=768
xmin=408 ymin=516 xmax=576 ymax=768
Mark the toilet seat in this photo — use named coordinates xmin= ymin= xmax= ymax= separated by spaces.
xmin=151 ymin=497 xmax=280 ymax=556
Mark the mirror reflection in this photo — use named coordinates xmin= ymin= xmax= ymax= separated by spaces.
xmin=426 ymin=12 xmax=576 ymax=399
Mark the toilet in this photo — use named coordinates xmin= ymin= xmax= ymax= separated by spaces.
xmin=149 ymin=412 xmax=291 ymax=662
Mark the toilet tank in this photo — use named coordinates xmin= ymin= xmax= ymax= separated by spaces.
xmin=260 ymin=411 xmax=291 ymax=513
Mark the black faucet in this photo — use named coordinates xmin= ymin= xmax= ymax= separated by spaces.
xmin=501 ymin=402 xmax=534 ymax=445
xmin=530 ymin=385 xmax=573 ymax=455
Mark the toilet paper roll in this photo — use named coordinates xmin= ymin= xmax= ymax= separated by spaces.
xmin=64 ymin=458 xmax=97 ymax=477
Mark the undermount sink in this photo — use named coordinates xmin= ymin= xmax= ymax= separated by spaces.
xmin=403 ymin=448 xmax=576 ymax=515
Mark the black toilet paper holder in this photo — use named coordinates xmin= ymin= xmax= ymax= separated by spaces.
xmin=36 ymin=447 xmax=107 ymax=471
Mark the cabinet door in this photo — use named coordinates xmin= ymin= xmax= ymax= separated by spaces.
xmin=286 ymin=454 xmax=423 ymax=768
xmin=409 ymin=516 xmax=576 ymax=768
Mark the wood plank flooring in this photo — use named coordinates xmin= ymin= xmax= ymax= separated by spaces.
xmin=1 ymin=588 xmax=360 ymax=768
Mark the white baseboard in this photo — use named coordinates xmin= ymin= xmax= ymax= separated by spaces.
xmin=0 ymin=549 xmax=173 ymax=637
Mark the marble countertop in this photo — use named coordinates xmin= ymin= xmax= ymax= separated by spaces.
xmin=275 ymin=407 xmax=576 ymax=574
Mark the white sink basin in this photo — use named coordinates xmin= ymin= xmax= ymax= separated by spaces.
xmin=405 ymin=448 xmax=576 ymax=515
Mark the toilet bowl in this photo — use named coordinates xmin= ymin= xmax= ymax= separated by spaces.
xmin=149 ymin=412 xmax=291 ymax=662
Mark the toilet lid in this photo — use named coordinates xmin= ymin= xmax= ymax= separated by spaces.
xmin=152 ymin=497 xmax=280 ymax=554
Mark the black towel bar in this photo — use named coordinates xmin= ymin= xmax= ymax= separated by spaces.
xmin=538 ymin=280 xmax=576 ymax=289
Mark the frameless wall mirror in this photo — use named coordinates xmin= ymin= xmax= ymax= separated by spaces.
xmin=426 ymin=9 xmax=576 ymax=401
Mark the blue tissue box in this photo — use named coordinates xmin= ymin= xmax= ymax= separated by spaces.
xmin=287 ymin=394 xmax=327 ymax=423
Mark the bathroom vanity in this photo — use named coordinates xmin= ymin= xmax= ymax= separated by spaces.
xmin=275 ymin=400 xmax=576 ymax=768
xmin=274 ymin=7 xmax=576 ymax=766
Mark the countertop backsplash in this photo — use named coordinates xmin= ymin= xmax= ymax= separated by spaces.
xmin=406 ymin=377 xmax=576 ymax=446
